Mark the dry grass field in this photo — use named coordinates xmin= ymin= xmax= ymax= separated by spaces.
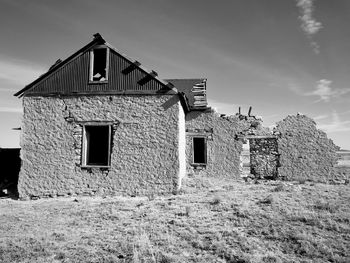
xmin=0 ymin=176 xmax=349 ymax=263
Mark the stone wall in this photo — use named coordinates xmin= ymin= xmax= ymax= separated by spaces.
xmin=249 ymin=137 xmax=279 ymax=179
xmin=185 ymin=109 xmax=253 ymax=179
xmin=274 ymin=114 xmax=340 ymax=182
xmin=18 ymin=95 xmax=183 ymax=198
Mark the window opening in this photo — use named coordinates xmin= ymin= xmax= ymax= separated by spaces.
xmin=90 ymin=48 xmax=108 ymax=82
xmin=193 ymin=137 xmax=206 ymax=164
xmin=83 ymin=125 xmax=111 ymax=166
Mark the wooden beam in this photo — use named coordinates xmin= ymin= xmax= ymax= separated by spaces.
xmin=248 ymin=106 xmax=252 ymax=116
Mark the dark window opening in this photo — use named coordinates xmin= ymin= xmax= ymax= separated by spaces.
xmin=84 ymin=125 xmax=111 ymax=166
xmin=91 ymin=48 xmax=108 ymax=81
xmin=193 ymin=137 xmax=206 ymax=164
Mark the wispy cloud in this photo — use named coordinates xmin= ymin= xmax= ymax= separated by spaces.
xmin=317 ymin=110 xmax=350 ymax=133
xmin=208 ymin=99 xmax=239 ymax=115
xmin=305 ymin=79 xmax=350 ymax=102
xmin=289 ymin=79 xmax=350 ymax=102
xmin=0 ymin=57 xmax=44 ymax=86
xmin=0 ymin=106 xmax=22 ymax=113
xmin=296 ymin=0 xmax=323 ymax=54
xmin=307 ymin=79 xmax=333 ymax=102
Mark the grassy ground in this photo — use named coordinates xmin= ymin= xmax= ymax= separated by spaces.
xmin=0 ymin=177 xmax=349 ymax=263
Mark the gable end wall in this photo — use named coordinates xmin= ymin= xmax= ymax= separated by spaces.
xmin=25 ymin=48 xmax=165 ymax=96
xmin=18 ymin=95 xmax=182 ymax=198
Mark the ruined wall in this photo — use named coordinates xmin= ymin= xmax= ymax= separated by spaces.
xmin=275 ymin=114 xmax=340 ymax=182
xmin=18 ymin=95 xmax=183 ymax=198
xmin=185 ymin=110 xmax=252 ymax=179
xmin=249 ymin=137 xmax=279 ymax=179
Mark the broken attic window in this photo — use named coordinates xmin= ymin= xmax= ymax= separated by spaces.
xmin=83 ymin=125 xmax=111 ymax=167
xmin=192 ymin=137 xmax=206 ymax=164
xmin=90 ymin=48 xmax=108 ymax=82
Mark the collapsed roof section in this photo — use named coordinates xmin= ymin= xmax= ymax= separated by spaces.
xmin=165 ymin=78 xmax=209 ymax=111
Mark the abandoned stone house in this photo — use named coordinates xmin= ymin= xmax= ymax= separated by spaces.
xmin=14 ymin=34 xmax=341 ymax=198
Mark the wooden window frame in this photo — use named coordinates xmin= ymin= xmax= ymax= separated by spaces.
xmin=81 ymin=123 xmax=112 ymax=168
xmin=89 ymin=45 xmax=110 ymax=84
xmin=191 ymin=136 xmax=207 ymax=166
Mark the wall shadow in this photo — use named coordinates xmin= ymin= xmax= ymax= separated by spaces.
xmin=160 ymin=95 xmax=178 ymax=111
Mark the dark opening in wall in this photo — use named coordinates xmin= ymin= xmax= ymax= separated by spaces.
xmin=91 ymin=48 xmax=108 ymax=82
xmin=193 ymin=137 xmax=206 ymax=164
xmin=0 ymin=148 xmax=20 ymax=197
xmin=83 ymin=125 xmax=111 ymax=166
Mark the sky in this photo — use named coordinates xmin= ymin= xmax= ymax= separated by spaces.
xmin=0 ymin=0 xmax=349 ymax=149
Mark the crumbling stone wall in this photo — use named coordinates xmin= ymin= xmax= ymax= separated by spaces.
xmin=18 ymin=95 xmax=184 ymax=198
xmin=249 ymin=137 xmax=279 ymax=179
xmin=275 ymin=114 xmax=340 ymax=182
xmin=185 ymin=109 xmax=256 ymax=179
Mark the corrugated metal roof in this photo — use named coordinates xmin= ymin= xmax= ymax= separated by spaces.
xmin=23 ymin=48 xmax=175 ymax=96
xmin=14 ymin=33 xmax=176 ymax=97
